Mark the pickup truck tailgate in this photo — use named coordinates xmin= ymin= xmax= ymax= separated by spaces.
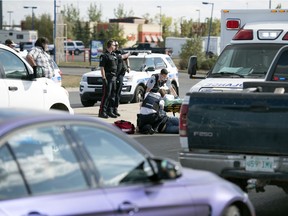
xmin=187 ymin=92 xmax=288 ymax=155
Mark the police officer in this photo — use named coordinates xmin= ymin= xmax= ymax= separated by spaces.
xmin=137 ymin=91 xmax=179 ymax=134
xmin=114 ymin=41 xmax=130 ymax=117
xmin=98 ymin=40 xmax=118 ymax=118
xmin=146 ymin=68 xmax=178 ymax=97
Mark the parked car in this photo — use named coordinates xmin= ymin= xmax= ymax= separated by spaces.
xmin=79 ymin=52 xmax=179 ymax=107
xmin=64 ymin=40 xmax=85 ymax=55
xmin=0 ymin=108 xmax=255 ymax=216
xmin=0 ymin=44 xmax=73 ymax=113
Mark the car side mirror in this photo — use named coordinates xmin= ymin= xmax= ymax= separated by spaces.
xmin=145 ymin=66 xmax=155 ymax=72
xmin=188 ymin=55 xmax=197 ymax=77
xmin=149 ymin=157 xmax=182 ymax=181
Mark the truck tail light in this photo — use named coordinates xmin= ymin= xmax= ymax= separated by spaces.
xmin=232 ymin=29 xmax=253 ymax=40
xmin=179 ymin=103 xmax=189 ymax=137
xmin=226 ymin=19 xmax=240 ymax=30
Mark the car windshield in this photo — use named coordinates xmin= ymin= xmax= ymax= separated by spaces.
xmin=129 ymin=57 xmax=147 ymax=71
xmin=210 ymin=44 xmax=283 ymax=78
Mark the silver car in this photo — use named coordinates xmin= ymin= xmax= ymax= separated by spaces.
xmin=0 ymin=108 xmax=255 ymax=216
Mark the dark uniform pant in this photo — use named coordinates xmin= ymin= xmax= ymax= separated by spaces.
xmin=115 ymin=74 xmax=124 ymax=108
xmin=99 ymin=74 xmax=116 ymax=114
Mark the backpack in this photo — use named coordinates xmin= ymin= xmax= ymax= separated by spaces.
xmin=114 ymin=120 xmax=135 ymax=134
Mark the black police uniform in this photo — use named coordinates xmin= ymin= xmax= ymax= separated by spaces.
xmin=137 ymin=93 xmax=168 ymax=134
xmin=99 ymin=50 xmax=118 ymax=118
xmin=150 ymin=74 xmax=168 ymax=93
xmin=114 ymin=49 xmax=129 ymax=115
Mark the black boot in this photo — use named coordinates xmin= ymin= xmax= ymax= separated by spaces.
xmin=107 ymin=111 xmax=117 ymax=118
xmin=113 ymin=108 xmax=121 ymax=117
xmin=99 ymin=112 xmax=108 ymax=119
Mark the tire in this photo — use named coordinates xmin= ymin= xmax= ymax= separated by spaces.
xmin=81 ymin=99 xmax=96 ymax=107
xmin=222 ymin=205 xmax=241 ymax=216
xmin=132 ymin=85 xmax=145 ymax=103
xmin=74 ymin=49 xmax=80 ymax=55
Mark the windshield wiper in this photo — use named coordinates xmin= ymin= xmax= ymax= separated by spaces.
xmin=209 ymin=72 xmax=245 ymax=78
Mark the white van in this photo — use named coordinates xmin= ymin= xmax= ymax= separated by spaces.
xmin=0 ymin=44 xmax=73 ymax=113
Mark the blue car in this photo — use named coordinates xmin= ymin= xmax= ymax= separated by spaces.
xmin=0 ymin=108 xmax=255 ymax=216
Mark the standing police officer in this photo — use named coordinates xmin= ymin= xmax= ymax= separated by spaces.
xmin=114 ymin=41 xmax=130 ymax=117
xmin=98 ymin=40 xmax=118 ymax=118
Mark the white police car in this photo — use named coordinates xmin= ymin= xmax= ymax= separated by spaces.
xmin=0 ymin=44 xmax=73 ymax=113
xmin=79 ymin=52 xmax=179 ymax=107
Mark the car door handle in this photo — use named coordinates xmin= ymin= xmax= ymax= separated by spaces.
xmin=23 ymin=211 xmax=48 ymax=216
xmin=8 ymin=86 xmax=18 ymax=91
xmin=118 ymin=201 xmax=139 ymax=215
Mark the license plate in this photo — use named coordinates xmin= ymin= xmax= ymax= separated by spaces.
xmin=245 ymin=155 xmax=274 ymax=172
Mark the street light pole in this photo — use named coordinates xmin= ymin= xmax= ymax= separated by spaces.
xmin=7 ymin=11 xmax=13 ymax=29
xmin=196 ymin=9 xmax=200 ymax=26
xmin=24 ymin=6 xmax=37 ymax=30
xmin=157 ymin=5 xmax=162 ymax=35
xmin=202 ymin=2 xmax=214 ymax=56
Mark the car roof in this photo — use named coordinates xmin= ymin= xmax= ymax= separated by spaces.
xmin=0 ymin=108 xmax=151 ymax=156
xmin=0 ymin=108 xmax=106 ymax=136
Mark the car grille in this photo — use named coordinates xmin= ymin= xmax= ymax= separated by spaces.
xmin=87 ymin=77 xmax=103 ymax=85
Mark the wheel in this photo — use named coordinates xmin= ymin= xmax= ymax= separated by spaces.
xmin=222 ymin=205 xmax=241 ymax=216
xmin=81 ymin=98 xmax=96 ymax=107
xmin=132 ymin=86 xmax=145 ymax=103
xmin=74 ymin=49 xmax=80 ymax=55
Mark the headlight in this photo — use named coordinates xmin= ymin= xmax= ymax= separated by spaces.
xmin=81 ymin=76 xmax=87 ymax=82
xmin=123 ymin=76 xmax=133 ymax=82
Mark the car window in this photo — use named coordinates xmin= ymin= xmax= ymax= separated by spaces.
xmin=72 ymin=125 xmax=152 ymax=187
xmin=272 ymin=50 xmax=288 ymax=81
xmin=0 ymin=48 xmax=28 ymax=79
xmin=145 ymin=58 xmax=155 ymax=69
xmin=165 ymin=56 xmax=176 ymax=68
xmin=129 ymin=58 xmax=146 ymax=71
xmin=76 ymin=42 xmax=84 ymax=47
xmin=154 ymin=57 xmax=166 ymax=69
xmin=0 ymin=125 xmax=88 ymax=200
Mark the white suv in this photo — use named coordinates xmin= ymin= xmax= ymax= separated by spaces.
xmin=64 ymin=40 xmax=85 ymax=55
xmin=79 ymin=52 xmax=179 ymax=107
xmin=0 ymin=44 xmax=73 ymax=113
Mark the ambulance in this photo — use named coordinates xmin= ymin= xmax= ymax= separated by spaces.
xmin=189 ymin=9 xmax=288 ymax=93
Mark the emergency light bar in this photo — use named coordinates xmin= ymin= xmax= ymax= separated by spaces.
xmin=258 ymin=30 xmax=282 ymax=40
xmin=233 ymin=29 xmax=285 ymax=41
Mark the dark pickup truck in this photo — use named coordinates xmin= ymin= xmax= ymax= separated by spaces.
xmin=179 ymin=81 xmax=288 ymax=193
xmin=124 ymin=43 xmax=173 ymax=56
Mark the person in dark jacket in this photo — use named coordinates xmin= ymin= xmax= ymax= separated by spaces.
xmin=113 ymin=41 xmax=130 ymax=117
xmin=98 ymin=40 xmax=118 ymax=119
xmin=137 ymin=92 xmax=179 ymax=134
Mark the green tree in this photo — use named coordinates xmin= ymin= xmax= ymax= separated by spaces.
xmin=97 ymin=23 xmax=127 ymax=48
xmin=22 ymin=14 xmax=53 ymax=43
xmin=179 ymin=36 xmax=205 ymax=70
xmin=62 ymin=4 xmax=81 ymax=39
xmin=88 ymin=3 xmax=102 ymax=22
xmin=114 ymin=3 xmax=134 ymax=18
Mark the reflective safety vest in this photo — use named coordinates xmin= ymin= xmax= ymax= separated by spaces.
xmin=142 ymin=93 xmax=161 ymax=111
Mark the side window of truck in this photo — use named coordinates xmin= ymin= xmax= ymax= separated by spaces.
xmin=0 ymin=49 xmax=28 ymax=80
xmin=272 ymin=50 xmax=288 ymax=82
